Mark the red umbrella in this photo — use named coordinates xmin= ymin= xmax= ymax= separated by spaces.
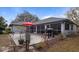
xmin=22 ymin=22 xmax=33 ymax=26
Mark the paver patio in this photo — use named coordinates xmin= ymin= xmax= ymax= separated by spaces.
xmin=10 ymin=33 xmax=44 ymax=46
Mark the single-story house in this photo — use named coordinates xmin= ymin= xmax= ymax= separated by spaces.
xmin=10 ymin=17 xmax=79 ymax=36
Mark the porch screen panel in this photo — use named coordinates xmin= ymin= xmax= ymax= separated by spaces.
xmin=40 ymin=24 xmax=45 ymax=33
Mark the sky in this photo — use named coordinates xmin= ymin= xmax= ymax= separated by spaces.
xmin=0 ymin=7 xmax=70 ymax=24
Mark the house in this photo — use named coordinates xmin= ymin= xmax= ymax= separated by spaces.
xmin=10 ymin=17 xmax=79 ymax=37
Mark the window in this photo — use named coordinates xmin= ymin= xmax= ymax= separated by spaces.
xmin=65 ymin=23 xmax=69 ymax=30
xmin=71 ymin=24 xmax=73 ymax=30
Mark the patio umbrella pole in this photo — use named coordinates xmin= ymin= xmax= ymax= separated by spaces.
xmin=25 ymin=26 xmax=30 ymax=52
xmin=22 ymin=19 xmax=32 ymax=52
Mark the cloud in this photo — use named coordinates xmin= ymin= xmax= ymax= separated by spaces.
xmin=41 ymin=15 xmax=52 ymax=19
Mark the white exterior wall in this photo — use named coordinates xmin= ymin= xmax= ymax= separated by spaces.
xmin=11 ymin=26 xmax=15 ymax=32
xmin=35 ymin=25 xmax=37 ymax=33
xmin=73 ymin=25 xmax=77 ymax=32
xmin=61 ymin=22 xmax=77 ymax=36
xmin=69 ymin=24 xmax=71 ymax=31
xmin=61 ymin=22 xmax=65 ymax=34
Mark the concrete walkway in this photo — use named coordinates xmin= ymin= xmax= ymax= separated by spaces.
xmin=10 ymin=33 xmax=44 ymax=46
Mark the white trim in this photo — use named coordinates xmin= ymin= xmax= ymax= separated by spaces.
xmin=45 ymin=25 xmax=47 ymax=30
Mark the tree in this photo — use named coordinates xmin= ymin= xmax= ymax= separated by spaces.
xmin=11 ymin=11 xmax=39 ymax=30
xmin=0 ymin=16 xmax=7 ymax=34
xmin=12 ymin=11 xmax=39 ymax=23
xmin=66 ymin=7 xmax=79 ymax=25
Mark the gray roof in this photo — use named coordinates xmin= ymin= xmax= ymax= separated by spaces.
xmin=34 ymin=17 xmax=68 ymax=24
xmin=10 ymin=22 xmax=23 ymax=26
xmin=10 ymin=17 xmax=78 ymax=26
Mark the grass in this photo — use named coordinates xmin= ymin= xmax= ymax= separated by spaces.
xmin=0 ymin=34 xmax=11 ymax=48
xmin=48 ymin=35 xmax=79 ymax=52
xmin=1 ymin=34 xmax=79 ymax=52
xmin=34 ymin=34 xmax=79 ymax=52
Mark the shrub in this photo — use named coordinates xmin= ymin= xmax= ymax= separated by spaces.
xmin=34 ymin=42 xmax=47 ymax=51
xmin=3 ymin=28 xmax=11 ymax=34
xmin=56 ymin=34 xmax=65 ymax=40
xmin=5 ymin=28 xmax=11 ymax=34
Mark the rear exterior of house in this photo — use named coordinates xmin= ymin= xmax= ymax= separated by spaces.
xmin=10 ymin=17 xmax=78 ymax=37
xmin=30 ymin=17 xmax=78 ymax=36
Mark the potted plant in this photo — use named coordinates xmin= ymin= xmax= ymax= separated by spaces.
xmin=18 ymin=39 xmax=24 ymax=45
